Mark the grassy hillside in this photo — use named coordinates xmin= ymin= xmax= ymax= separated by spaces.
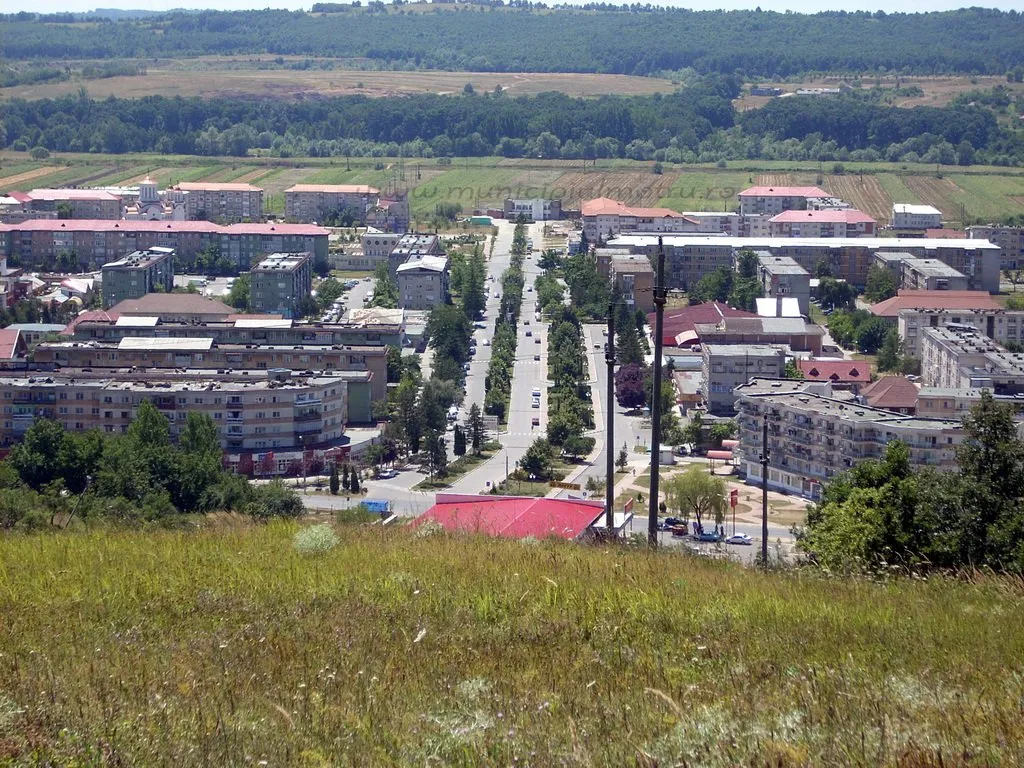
xmin=0 ymin=523 xmax=1021 ymax=765
xmin=3 ymin=152 xmax=1024 ymax=226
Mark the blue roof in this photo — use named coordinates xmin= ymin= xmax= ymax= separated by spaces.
xmin=5 ymin=323 xmax=66 ymax=332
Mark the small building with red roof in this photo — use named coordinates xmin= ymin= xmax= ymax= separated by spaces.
xmin=415 ymin=493 xmax=607 ymax=540
xmin=649 ymin=301 xmax=759 ymax=348
xmin=860 ymin=376 xmax=920 ymax=415
xmin=796 ymin=359 xmax=870 ymax=393
xmin=769 ymin=208 xmax=877 ymax=238
xmin=581 ymin=197 xmax=698 ymax=242
xmin=870 ymin=290 xmax=1002 ymax=320
xmin=0 ymin=328 xmax=27 ymax=364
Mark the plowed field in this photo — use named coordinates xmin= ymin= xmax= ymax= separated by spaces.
xmin=823 ymin=175 xmax=893 ymax=223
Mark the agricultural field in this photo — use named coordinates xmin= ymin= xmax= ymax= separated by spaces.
xmin=0 ymin=66 xmax=678 ymax=102
xmin=0 ymin=523 xmax=1022 ymax=765
xmin=3 ymin=152 xmax=1024 ymax=226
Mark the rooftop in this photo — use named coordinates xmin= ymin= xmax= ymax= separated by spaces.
xmin=703 ymin=344 xmax=784 ymax=357
xmin=871 ymin=290 xmax=1002 ymax=318
xmin=796 ymin=359 xmax=869 ymax=382
xmin=173 ymin=182 xmax=263 ymax=192
xmin=609 ymin=253 xmax=654 ymax=273
xmin=117 ymin=337 xmax=214 ymax=352
xmin=252 ymin=253 xmax=311 ymax=272
xmin=0 ymin=220 xmax=327 ymax=236
xmin=757 ymin=254 xmax=809 ymax=275
xmin=415 ymin=493 xmax=605 ymax=540
xmin=738 ymin=186 xmax=829 ymax=198
xmin=102 ymin=246 xmax=175 ymax=270
xmin=0 ymin=369 xmax=368 ymax=393
xmin=894 ymin=203 xmax=942 ymax=216
xmin=770 ymin=209 xmax=876 ymax=224
xmin=650 ymin=301 xmax=759 ymax=347
xmin=396 ymin=254 xmax=448 ymax=274
xmin=0 ymin=329 xmax=23 ymax=360
xmin=608 ymin=234 xmax=999 ymax=252
xmin=861 ymin=376 xmax=921 ymax=411
xmin=111 ymin=293 xmax=235 ymax=318
xmin=581 ymin=197 xmax=695 ymax=221
xmin=25 ymin=188 xmax=121 ymax=202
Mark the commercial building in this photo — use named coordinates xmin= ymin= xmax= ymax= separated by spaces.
xmin=503 ymin=198 xmax=562 ymax=221
xmin=0 ymin=220 xmax=328 ymax=271
xmin=0 ymin=368 xmax=372 ymax=456
xmin=101 ymin=246 xmax=175 ymax=308
xmin=284 ymin=184 xmax=380 ymax=224
xmin=172 ymin=182 xmax=263 ymax=222
xmin=873 ymin=252 xmax=968 ymax=292
xmin=608 ymin=253 xmax=655 ymax=313
xmin=416 ymin=493 xmax=608 ymax=541
xmin=22 ymin=189 xmax=122 ymax=220
xmin=920 ymin=325 xmax=1024 ymax=393
xmin=734 ymin=378 xmax=962 ymax=499
xmin=768 ymin=208 xmax=877 ymax=238
xmin=892 ymin=204 xmax=943 ymax=230
xmin=737 ymin=186 xmax=829 ymax=217
xmin=693 ymin=316 xmax=824 ymax=356
xmin=581 ymin=198 xmax=697 ymax=242
xmin=250 ymin=253 xmax=313 ymax=319
xmin=396 ymin=254 xmax=450 ymax=310
xmin=967 ymin=224 xmax=1024 ymax=269
xmin=607 ymin=234 xmax=1001 ymax=293
xmin=701 ymin=344 xmax=786 ymax=414
xmin=756 ymin=253 xmax=811 ymax=316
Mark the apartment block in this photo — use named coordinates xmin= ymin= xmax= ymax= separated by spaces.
xmin=609 ymin=253 xmax=655 ymax=314
xmin=172 ymin=182 xmax=263 ymax=222
xmin=874 ymin=252 xmax=968 ymax=292
xmin=23 ymin=189 xmax=122 ymax=220
xmin=396 ymin=254 xmax=449 ymax=310
xmin=967 ymin=224 xmax=1024 ymax=269
xmin=768 ymin=208 xmax=877 ymax=238
xmin=33 ymin=337 xmax=387 ymax=403
xmin=360 ymin=228 xmax=402 ymax=267
xmin=756 ymin=253 xmax=811 ymax=316
xmin=892 ymin=204 xmax=943 ymax=230
xmin=679 ymin=211 xmax=744 ymax=236
xmin=734 ymin=378 xmax=962 ymax=499
xmin=737 ymin=186 xmax=829 ymax=216
xmin=581 ymin=198 xmax=698 ymax=241
xmin=0 ymin=220 xmax=328 ymax=271
xmin=0 ymin=368 xmax=370 ymax=454
xmin=285 ymin=184 xmax=379 ymax=224
xmin=916 ymin=387 xmax=1024 ymax=423
xmin=701 ymin=345 xmax=786 ymax=415
xmin=101 ymin=247 xmax=175 ymax=308
xmin=920 ymin=325 xmax=1024 ymax=393
xmin=898 ymin=307 xmax=1024 ymax=357
xmin=607 ymin=234 xmax=1000 ymax=293
xmin=388 ymin=233 xmax=444 ymax=276
xmin=250 ymin=253 xmax=313 ymax=319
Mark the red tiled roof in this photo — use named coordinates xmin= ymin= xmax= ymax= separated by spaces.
xmin=797 ymin=359 xmax=868 ymax=382
xmin=649 ymin=301 xmax=758 ymax=347
xmin=581 ymin=197 xmax=693 ymax=221
xmin=870 ymin=289 xmax=1001 ymax=318
xmin=62 ymin=309 xmax=122 ymax=334
xmin=416 ymin=494 xmax=604 ymax=540
xmin=113 ymin=294 xmax=234 ymax=316
xmin=925 ymin=228 xmax=967 ymax=239
xmin=224 ymin=223 xmax=329 ymax=236
xmin=861 ymin=376 xmax=920 ymax=411
xmin=0 ymin=219 xmax=328 ymax=236
xmin=0 ymin=329 xmax=22 ymax=359
xmin=174 ymin=182 xmax=263 ymax=192
xmin=285 ymin=184 xmax=378 ymax=194
xmin=738 ymin=186 xmax=828 ymax=198
xmin=770 ymin=209 xmax=876 ymax=224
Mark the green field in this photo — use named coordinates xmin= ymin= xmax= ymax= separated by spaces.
xmin=0 ymin=523 xmax=1021 ymax=765
xmin=4 ymin=152 xmax=1024 ymax=225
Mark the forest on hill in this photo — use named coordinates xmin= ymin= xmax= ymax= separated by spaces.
xmin=4 ymin=80 xmax=1022 ymax=166
xmin=2 ymin=7 xmax=1024 ymax=77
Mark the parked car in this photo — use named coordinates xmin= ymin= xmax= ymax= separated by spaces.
xmin=725 ymin=533 xmax=753 ymax=545
xmin=534 ymin=354 xmax=541 ymax=361
xmin=525 ymin=330 xmax=533 ymax=337
xmin=482 ymin=338 xmax=491 ymax=346
xmin=531 ymin=416 xmax=540 ymax=427
xmin=377 ymin=468 xmax=398 ymax=480
xmin=534 ymin=337 xmax=541 ymax=344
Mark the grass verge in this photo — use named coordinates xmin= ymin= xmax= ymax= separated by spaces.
xmin=0 ymin=523 xmax=1022 ymax=765
xmin=412 ymin=449 xmax=494 ymax=490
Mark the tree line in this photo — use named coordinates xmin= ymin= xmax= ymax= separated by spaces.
xmin=5 ymin=83 xmax=1022 ymax=166
xmin=3 ymin=8 xmax=1024 ymax=77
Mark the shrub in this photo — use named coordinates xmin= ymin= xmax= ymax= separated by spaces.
xmin=246 ymin=481 xmax=304 ymax=520
xmin=293 ymin=523 xmax=340 ymax=555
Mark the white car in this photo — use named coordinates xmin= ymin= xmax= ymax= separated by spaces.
xmin=377 ymin=469 xmax=398 ymax=480
xmin=725 ymin=533 xmax=753 ymax=546
xmin=482 ymin=338 xmax=491 ymax=346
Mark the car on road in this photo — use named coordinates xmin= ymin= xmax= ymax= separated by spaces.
xmin=524 ymin=319 xmax=530 ymax=326
xmin=525 ymin=330 xmax=533 ymax=337
xmin=527 ymin=286 xmax=533 ymax=292
xmin=534 ymin=354 xmax=540 ymax=361
xmin=535 ymin=337 xmax=541 ymax=344
xmin=493 ymin=292 xmax=500 ymax=299
xmin=482 ymin=338 xmax=491 ymax=346
xmin=377 ymin=469 xmax=398 ymax=480
xmin=725 ymin=533 xmax=753 ymax=545
xmin=464 ymin=362 xmax=471 ymax=372
xmin=531 ymin=416 xmax=540 ymax=427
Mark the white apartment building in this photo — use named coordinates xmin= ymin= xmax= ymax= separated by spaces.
xmin=581 ymin=197 xmax=698 ymax=241
xmin=734 ymin=378 xmax=962 ymax=499
xmin=737 ymin=186 xmax=829 ymax=216
xmin=899 ymin=307 xmax=1024 ymax=357
xmin=920 ymin=325 xmax=1024 ymax=393
xmin=892 ymin=204 xmax=943 ymax=230
xmin=396 ymin=254 xmax=449 ymax=310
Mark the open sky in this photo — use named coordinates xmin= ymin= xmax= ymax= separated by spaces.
xmin=9 ymin=1 xmax=1024 ymax=12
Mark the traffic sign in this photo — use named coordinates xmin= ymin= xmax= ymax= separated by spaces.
xmin=730 ymin=489 xmax=738 ymax=508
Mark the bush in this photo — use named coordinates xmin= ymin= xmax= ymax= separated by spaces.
xmin=247 ymin=481 xmax=304 ymax=520
xmin=293 ymin=523 xmax=340 ymax=555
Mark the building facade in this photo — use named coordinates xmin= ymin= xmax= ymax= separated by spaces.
xmin=284 ymin=185 xmax=380 ymax=224
xmin=734 ymin=378 xmax=962 ymax=499
xmin=701 ymin=344 xmax=786 ymax=415
xmin=756 ymin=253 xmax=811 ymax=316
xmin=172 ymin=182 xmax=264 ymax=222
xmin=920 ymin=325 xmax=1024 ymax=393
xmin=768 ymin=209 xmax=877 ymax=238
xmin=892 ymin=204 xmax=943 ymax=230
xmin=23 ymin=189 xmax=122 ymax=220
xmin=967 ymin=224 xmax=1024 ymax=269
xmin=581 ymin=198 xmax=698 ymax=242
xmin=396 ymin=254 xmax=450 ymax=310
xmin=874 ymin=252 xmax=968 ymax=292
xmin=737 ymin=186 xmax=829 ymax=216
xmin=608 ymin=253 xmax=655 ymax=314
xmin=250 ymin=253 xmax=313 ymax=319
xmin=101 ymin=247 xmax=175 ymax=308
xmin=503 ymin=198 xmax=562 ymax=221
xmin=898 ymin=307 xmax=1024 ymax=357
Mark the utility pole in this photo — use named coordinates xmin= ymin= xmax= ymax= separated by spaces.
xmin=648 ymin=237 xmax=666 ymax=548
xmin=760 ymin=412 xmax=770 ymax=567
xmin=605 ymin=300 xmax=615 ymax=532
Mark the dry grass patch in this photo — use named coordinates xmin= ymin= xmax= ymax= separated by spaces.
xmin=823 ymin=174 xmax=894 ymax=223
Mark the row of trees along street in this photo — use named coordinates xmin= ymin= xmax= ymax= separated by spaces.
xmin=483 ymin=220 xmax=526 ymax=422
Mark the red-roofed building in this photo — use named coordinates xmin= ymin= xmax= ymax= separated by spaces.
xmin=870 ymin=290 xmax=1002 ymax=319
xmin=582 ymin=197 xmax=698 ymax=241
xmin=649 ymin=301 xmax=759 ymax=347
xmin=0 ymin=328 xmax=27 ymax=362
xmin=860 ymin=376 xmax=920 ymax=414
xmin=61 ymin=309 xmax=122 ymax=335
xmin=796 ymin=359 xmax=870 ymax=393
xmin=769 ymin=208 xmax=877 ymax=238
xmin=415 ymin=494 xmax=606 ymax=540
xmin=738 ymin=186 xmax=829 ymax=216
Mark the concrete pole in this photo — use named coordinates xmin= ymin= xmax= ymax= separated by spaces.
xmin=605 ymin=301 xmax=615 ymax=532
xmin=648 ymin=237 xmax=666 ymax=548
xmin=760 ymin=412 xmax=770 ymax=567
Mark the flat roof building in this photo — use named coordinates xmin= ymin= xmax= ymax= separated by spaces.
xmin=396 ymin=254 xmax=449 ymax=310
xmin=737 ymin=186 xmax=828 ymax=217
xmin=285 ymin=184 xmax=380 ymax=224
xmin=701 ymin=344 xmax=786 ymax=414
xmin=920 ymin=325 xmax=1024 ymax=394
xmin=250 ymin=253 xmax=313 ymax=319
xmin=892 ymin=204 xmax=943 ymax=230
xmin=874 ymin=252 xmax=968 ymax=292
xmin=172 ymin=182 xmax=263 ymax=222
xmin=756 ymin=253 xmax=811 ymax=316
xmin=101 ymin=246 xmax=175 ymax=308
xmin=609 ymin=253 xmax=655 ymax=314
